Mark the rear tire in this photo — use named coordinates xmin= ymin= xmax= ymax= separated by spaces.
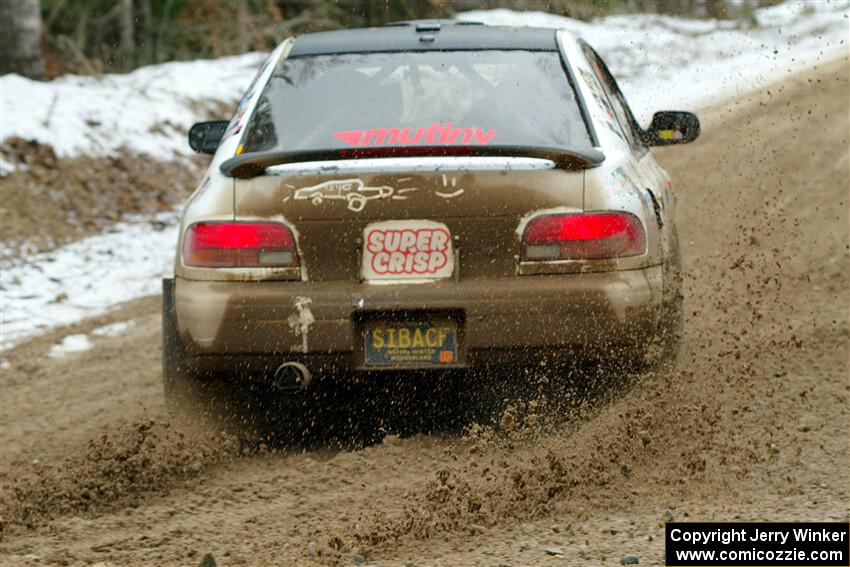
xmin=162 ymin=279 xmax=260 ymax=438
xmin=630 ymin=228 xmax=684 ymax=370
xmin=162 ymin=278 xmax=203 ymax=412
xmin=653 ymin=227 xmax=684 ymax=366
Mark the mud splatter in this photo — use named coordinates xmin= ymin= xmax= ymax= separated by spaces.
xmin=0 ymin=58 xmax=846 ymax=566
xmin=1 ymin=420 xmax=238 ymax=530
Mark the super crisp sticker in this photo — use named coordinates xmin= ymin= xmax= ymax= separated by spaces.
xmin=361 ymin=220 xmax=454 ymax=282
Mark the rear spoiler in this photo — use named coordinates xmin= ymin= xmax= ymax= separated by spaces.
xmin=220 ymin=146 xmax=605 ymax=179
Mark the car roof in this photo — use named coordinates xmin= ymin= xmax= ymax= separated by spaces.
xmin=288 ymin=20 xmax=561 ymax=57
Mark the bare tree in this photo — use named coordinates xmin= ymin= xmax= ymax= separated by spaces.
xmin=0 ymin=0 xmax=45 ymax=78
xmin=705 ymin=0 xmax=728 ymax=19
xmin=138 ymin=0 xmax=153 ymax=64
xmin=235 ymin=0 xmax=249 ymax=53
xmin=120 ymin=0 xmax=135 ymax=70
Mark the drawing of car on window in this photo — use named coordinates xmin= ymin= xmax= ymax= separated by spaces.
xmin=293 ymin=179 xmax=394 ymax=212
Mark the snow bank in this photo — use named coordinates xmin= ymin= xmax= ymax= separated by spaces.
xmin=1 ymin=1 xmax=848 ymax=351
xmin=0 ymin=2 xmax=846 ymax=161
xmin=0 ymin=52 xmax=264 ymax=161
xmin=1 ymin=213 xmax=177 ymax=349
xmin=458 ymin=0 xmax=849 ymax=124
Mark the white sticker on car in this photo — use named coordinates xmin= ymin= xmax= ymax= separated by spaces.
xmin=361 ymin=220 xmax=454 ymax=283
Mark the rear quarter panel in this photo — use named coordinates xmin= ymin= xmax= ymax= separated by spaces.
xmin=560 ymin=31 xmax=668 ymax=268
xmin=174 ymin=40 xmax=293 ymax=279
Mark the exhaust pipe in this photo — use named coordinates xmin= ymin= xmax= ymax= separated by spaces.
xmin=272 ymin=361 xmax=312 ymax=393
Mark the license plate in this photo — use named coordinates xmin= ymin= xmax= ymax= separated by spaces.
xmin=363 ymin=320 xmax=459 ymax=367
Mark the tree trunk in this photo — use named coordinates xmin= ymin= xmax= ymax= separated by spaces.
xmin=705 ymin=0 xmax=728 ymax=19
xmin=120 ymin=0 xmax=135 ymax=70
xmin=0 ymin=0 xmax=45 ymax=79
xmin=138 ymin=0 xmax=153 ymax=65
xmin=235 ymin=1 xmax=249 ymax=53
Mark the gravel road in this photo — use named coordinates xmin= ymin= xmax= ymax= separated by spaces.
xmin=1 ymin=56 xmax=847 ymax=567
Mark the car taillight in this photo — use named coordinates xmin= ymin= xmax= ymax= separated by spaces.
xmin=183 ymin=222 xmax=298 ymax=268
xmin=521 ymin=212 xmax=646 ymax=261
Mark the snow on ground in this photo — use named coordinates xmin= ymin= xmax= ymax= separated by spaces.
xmin=1 ymin=213 xmax=177 ymax=349
xmin=0 ymin=1 xmax=848 ymax=350
xmin=459 ymin=0 xmax=849 ymax=124
xmin=38 ymin=321 xmax=135 ymax=362
xmin=48 ymin=334 xmax=93 ymax=357
xmin=91 ymin=320 xmax=135 ymax=337
xmin=0 ymin=52 xmax=265 ymax=162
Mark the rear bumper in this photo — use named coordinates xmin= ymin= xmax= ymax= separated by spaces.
xmin=172 ymin=267 xmax=664 ymax=366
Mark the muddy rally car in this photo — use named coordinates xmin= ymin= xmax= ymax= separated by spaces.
xmin=163 ymin=21 xmax=699 ymax=425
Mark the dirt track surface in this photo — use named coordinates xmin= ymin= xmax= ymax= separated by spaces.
xmin=0 ymin=140 xmax=201 ymax=259
xmin=1 ymin=57 xmax=848 ymax=566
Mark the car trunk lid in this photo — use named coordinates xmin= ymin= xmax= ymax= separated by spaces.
xmin=234 ymin=162 xmax=586 ymax=282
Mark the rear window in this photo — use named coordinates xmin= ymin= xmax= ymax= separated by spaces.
xmin=241 ymin=50 xmax=592 ymax=155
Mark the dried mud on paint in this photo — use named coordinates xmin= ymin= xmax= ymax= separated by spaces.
xmin=0 ymin=60 xmax=847 ymax=565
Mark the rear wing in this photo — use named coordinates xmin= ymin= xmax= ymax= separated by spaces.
xmin=220 ymin=146 xmax=605 ymax=179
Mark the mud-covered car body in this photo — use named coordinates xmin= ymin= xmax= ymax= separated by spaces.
xmin=164 ymin=21 xmax=698 ymax=394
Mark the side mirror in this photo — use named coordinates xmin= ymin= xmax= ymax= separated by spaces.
xmin=643 ymin=111 xmax=700 ymax=146
xmin=188 ymin=120 xmax=228 ymax=154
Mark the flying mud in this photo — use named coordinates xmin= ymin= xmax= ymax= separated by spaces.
xmin=1 ymin=57 xmax=847 ymax=566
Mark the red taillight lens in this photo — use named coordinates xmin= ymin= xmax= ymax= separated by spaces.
xmin=183 ymin=222 xmax=298 ymax=268
xmin=522 ymin=212 xmax=646 ymax=260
